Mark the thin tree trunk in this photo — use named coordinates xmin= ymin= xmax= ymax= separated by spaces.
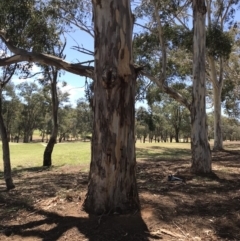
xmin=0 ymin=93 xmax=15 ymax=190
xmin=43 ymin=74 xmax=59 ymax=166
xmin=175 ymin=128 xmax=180 ymax=143
xmin=43 ymin=135 xmax=57 ymax=166
xmin=83 ymin=0 xmax=140 ymax=214
xmin=191 ymin=0 xmax=212 ymax=173
xmin=208 ymin=55 xmax=223 ymax=151
xmin=212 ymin=87 xmax=223 ymax=150
xmin=23 ymin=130 xmax=29 ymax=143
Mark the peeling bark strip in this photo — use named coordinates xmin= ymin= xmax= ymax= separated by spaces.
xmin=191 ymin=0 xmax=212 ymax=173
xmin=83 ymin=0 xmax=140 ymax=214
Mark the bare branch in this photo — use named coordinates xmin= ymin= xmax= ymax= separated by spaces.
xmin=71 ymin=46 xmax=94 ymax=56
xmin=151 ymin=0 xmax=167 ymax=84
xmin=135 ymin=79 xmax=151 ymax=101
xmin=21 ymin=71 xmax=44 ymax=79
xmin=60 ymin=15 xmax=94 ymax=37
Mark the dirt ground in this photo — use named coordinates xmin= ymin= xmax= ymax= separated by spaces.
xmin=0 ymin=146 xmax=240 ymax=240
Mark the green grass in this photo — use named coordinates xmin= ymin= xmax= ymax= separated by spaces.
xmin=2 ymin=140 xmax=239 ymax=171
xmin=136 ymin=141 xmax=191 ymax=159
xmin=0 ymin=142 xmax=91 ymax=170
xmin=0 ymin=141 xmax=193 ymax=172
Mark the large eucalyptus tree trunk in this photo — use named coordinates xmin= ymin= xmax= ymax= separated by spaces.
xmin=191 ymin=0 xmax=212 ymax=173
xmin=83 ymin=0 xmax=140 ymax=214
xmin=0 ymin=92 xmax=15 ymax=190
xmin=43 ymin=77 xmax=59 ymax=166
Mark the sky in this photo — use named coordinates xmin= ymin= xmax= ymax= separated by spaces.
xmin=10 ymin=2 xmax=240 ymax=108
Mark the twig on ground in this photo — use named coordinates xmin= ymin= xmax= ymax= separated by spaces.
xmin=173 ymin=221 xmax=187 ymax=237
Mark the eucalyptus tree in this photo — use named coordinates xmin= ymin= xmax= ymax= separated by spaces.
xmin=205 ymin=0 xmax=238 ymax=150
xmin=40 ymin=43 xmax=67 ymax=166
xmin=0 ymin=65 xmax=16 ymax=190
xmin=134 ymin=0 xmax=212 ymax=172
xmin=188 ymin=0 xmax=212 ymax=172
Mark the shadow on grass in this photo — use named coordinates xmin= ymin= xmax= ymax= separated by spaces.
xmin=136 ymin=146 xmax=190 ymax=159
xmin=11 ymin=165 xmax=67 ymax=173
xmin=0 ymin=149 xmax=240 ymax=240
xmin=0 ymin=206 xmax=152 ymax=241
xmin=0 ymin=169 xmax=153 ymax=241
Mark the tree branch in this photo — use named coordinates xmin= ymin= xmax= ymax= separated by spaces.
xmin=141 ymin=70 xmax=191 ymax=111
xmin=0 ymin=30 xmax=94 ymax=79
xmin=151 ymin=0 xmax=167 ymax=84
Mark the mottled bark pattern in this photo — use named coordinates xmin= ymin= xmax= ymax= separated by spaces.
xmin=83 ymin=0 xmax=139 ymax=214
xmin=191 ymin=0 xmax=212 ymax=173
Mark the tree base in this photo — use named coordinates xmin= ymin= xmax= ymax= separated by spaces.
xmin=212 ymin=147 xmax=224 ymax=152
xmin=83 ymin=201 xmax=140 ymax=215
xmin=83 ymin=183 xmax=140 ymax=215
xmin=43 ymin=162 xmax=52 ymax=167
xmin=6 ymin=178 xmax=15 ymax=191
xmin=190 ymin=170 xmax=219 ymax=179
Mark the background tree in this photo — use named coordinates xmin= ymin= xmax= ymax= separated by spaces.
xmin=134 ymin=0 xmax=211 ymax=172
xmin=75 ymin=98 xmax=92 ymax=141
xmin=0 ymin=65 xmax=16 ymax=190
xmin=17 ymin=82 xmax=45 ymax=143
xmin=2 ymin=83 xmax=22 ymax=142
xmin=162 ymin=99 xmax=187 ymax=143
xmin=40 ymin=42 xmax=67 ymax=166
xmin=205 ymin=0 xmax=237 ymax=150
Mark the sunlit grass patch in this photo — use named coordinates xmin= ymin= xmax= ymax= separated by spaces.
xmin=0 ymin=142 xmax=91 ymax=170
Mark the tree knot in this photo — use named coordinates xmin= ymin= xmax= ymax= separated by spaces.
xmin=102 ymin=66 xmax=117 ymax=89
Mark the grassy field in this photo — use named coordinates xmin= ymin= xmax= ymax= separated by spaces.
xmin=0 ymin=142 xmax=91 ymax=170
xmin=0 ymin=141 xmax=192 ymax=171
xmin=1 ymin=140 xmax=239 ymax=171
